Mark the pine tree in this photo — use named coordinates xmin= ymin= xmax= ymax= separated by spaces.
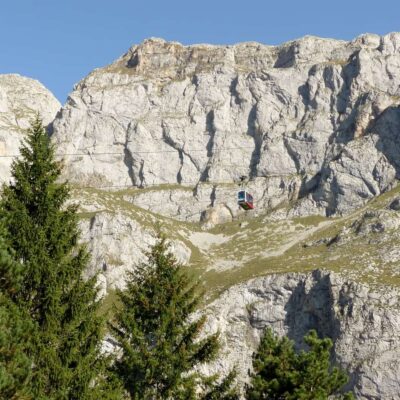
xmin=110 ymin=235 xmax=238 ymax=400
xmin=246 ymin=328 xmax=354 ymax=400
xmin=0 ymin=117 xmax=119 ymax=399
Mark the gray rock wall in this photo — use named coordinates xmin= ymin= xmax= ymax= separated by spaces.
xmin=202 ymin=270 xmax=400 ymax=399
xmin=50 ymin=33 xmax=400 ymax=220
xmin=0 ymin=74 xmax=61 ymax=182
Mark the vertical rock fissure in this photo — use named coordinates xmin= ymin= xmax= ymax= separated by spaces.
xmin=177 ymin=149 xmax=183 ymax=184
xmin=250 ymin=136 xmax=263 ymax=179
xmin=284 ymin=272 xmax=341 ymax=349
xmin=229 ymin=76 xmax=241 ymax=105
xmin=161 ymin=124 xmax=201 ymax=185
xmin=200 ymin=110 xmax=216 ymax=182
xmin=331 ymin=53 xmax=362 ymax=144
xmin=247 ymin=104 xmax=262 ymax=178
xmin=210 ymin=185 xmax=217 ymax=207
xmin=138 ymin=160 xmax=145 ymax=188
xmin=123 ymin=127 xmax=136 ymax=186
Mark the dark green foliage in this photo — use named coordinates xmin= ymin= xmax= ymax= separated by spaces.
xmin=199 ymin=370 xmax=240 ymax=400
xmin=246 ymin=328 xmax=354 ymax=400
xmin=0 ymin=293 xmax=33 ymax=400
xmin=0 ymin=226 xmax=33 ymax=400
xmin=111 ymin=236 xmax=238 ymax=400
xmin=0 ymin=117 xmax=118 ymax=399
xmin=0 ymin=225 xmax=24 ymax=298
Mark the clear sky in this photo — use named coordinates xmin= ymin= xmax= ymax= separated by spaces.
xmin=1 ymin=0 xmax=399 ymax=104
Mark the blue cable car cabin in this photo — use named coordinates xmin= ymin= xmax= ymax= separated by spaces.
xmin=238 ymin=190 xmax=254 ymax=210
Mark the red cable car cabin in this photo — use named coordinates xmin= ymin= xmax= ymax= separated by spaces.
xmin=238 ymin=190 xmax=254 ymax=210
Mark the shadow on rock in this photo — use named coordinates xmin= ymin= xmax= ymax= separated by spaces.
xmin=284 ymin=271 xmax=341 ymax=349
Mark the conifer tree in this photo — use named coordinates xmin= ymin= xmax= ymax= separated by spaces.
xmin=0 ymin=117 xmax=119 ymax=399
xmin=246 ymin=328 xmax=354 ymax=400
xmin=110 ymin=235 xmax=238 ymax=400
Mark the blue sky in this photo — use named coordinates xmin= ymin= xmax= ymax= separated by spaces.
xmin=1 ymin=0 xmax=399 ymax=103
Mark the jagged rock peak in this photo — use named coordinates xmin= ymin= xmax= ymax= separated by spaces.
xmin=91 ymin=33 xmax=400 ymax=81
xmin=0 ymin=74 xmax=61 ymax=126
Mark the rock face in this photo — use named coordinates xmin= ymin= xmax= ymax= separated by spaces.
xmin=51 ymin=33 xmax=400 ymax=221
xmin=202 ymin=270 xmax=400 ymax=399
xmin=0 ymin=74 xmax=61 ymax=182
xmin=79 ymin=211 xmax=191 ymax=296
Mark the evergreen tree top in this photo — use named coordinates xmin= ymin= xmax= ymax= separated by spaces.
xmin=246 ymin=328 xmax=354 ymax=400
xmin=111 ymin=235 xmax=238 ymax=399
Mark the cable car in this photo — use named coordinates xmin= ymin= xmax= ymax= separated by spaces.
xmin=238 ymin=190 xmax=254 ymax=210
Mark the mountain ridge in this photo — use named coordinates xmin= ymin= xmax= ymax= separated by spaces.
xmin=50 ymin=32 xmax=400 ymax=221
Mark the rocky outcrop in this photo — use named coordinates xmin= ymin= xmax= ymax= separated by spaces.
xmin=79 ymin=211 xmax=191 ymax=296
xmin=202 ymin=270 xmax=400 ymax=399
xmin=50 ymin=33 xmax=400 ymax=221
xmin=0 ymin=74 xmax=61 ymax=182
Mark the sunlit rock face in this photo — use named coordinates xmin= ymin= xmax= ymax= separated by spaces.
xmin=201 ymin=270 xmax=400 ymax=399
xmin=50 ymin=33 xmax=400 ymax=221
xmin=0 ymin=74 xmax=61 ymax=182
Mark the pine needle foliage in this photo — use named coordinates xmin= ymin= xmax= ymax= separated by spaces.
xmin=199 ymin=370 xmax=240 ymax=400
xmin=246 ymin=328 xmax=354 ymax=400
xmin=0 ymin=117 xmax=118 ymax=399
xmin=0 ymin=294 xmax=33 ymax=400
xmin=0 ymin=224 xmax=33 ymax=399
xmin=111 ymin=235 xmax=238 ymax=400
xmin=0 ymin=224 xmax=24 ymax=299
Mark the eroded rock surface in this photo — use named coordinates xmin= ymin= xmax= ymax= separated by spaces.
xmin=51 ymin=33 xmax=400 ymax=221
xmin=0 ymin=74 xmax=61 ymax=181
xmin=202 ymin=270 xmax=400 ymax=399
xmin=2 ymin=37 xmax=400 ymax=400
xmin=79 ymin=211 xmax=191 ymax=295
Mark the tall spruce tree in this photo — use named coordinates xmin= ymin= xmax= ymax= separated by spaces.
xmin=0 ymin=117 xmax=119 ymax=399
xmin=246 ymin=328 xmax=354 ymax=400
xmin=110 ymin=235 xmax=238 ymax=400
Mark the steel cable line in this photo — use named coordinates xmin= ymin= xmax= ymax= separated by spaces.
xmin=1 ymin=145 xmax=262 ymax=202
xmin=0 ymin=145 xmax=258 ymax=158
xmin=69 ymin=169 xmax=262 ymax=190
xmin=0 ymin=147 xmax=261 ymax=190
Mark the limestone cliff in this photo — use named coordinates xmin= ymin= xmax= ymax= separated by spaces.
xmin=202 ymin=270 xmax=400 ymax=399
xmin=0 ymin=74 xmax=61 ymax=182
xmin=51 ymin=33 xmax=400 ymax=222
